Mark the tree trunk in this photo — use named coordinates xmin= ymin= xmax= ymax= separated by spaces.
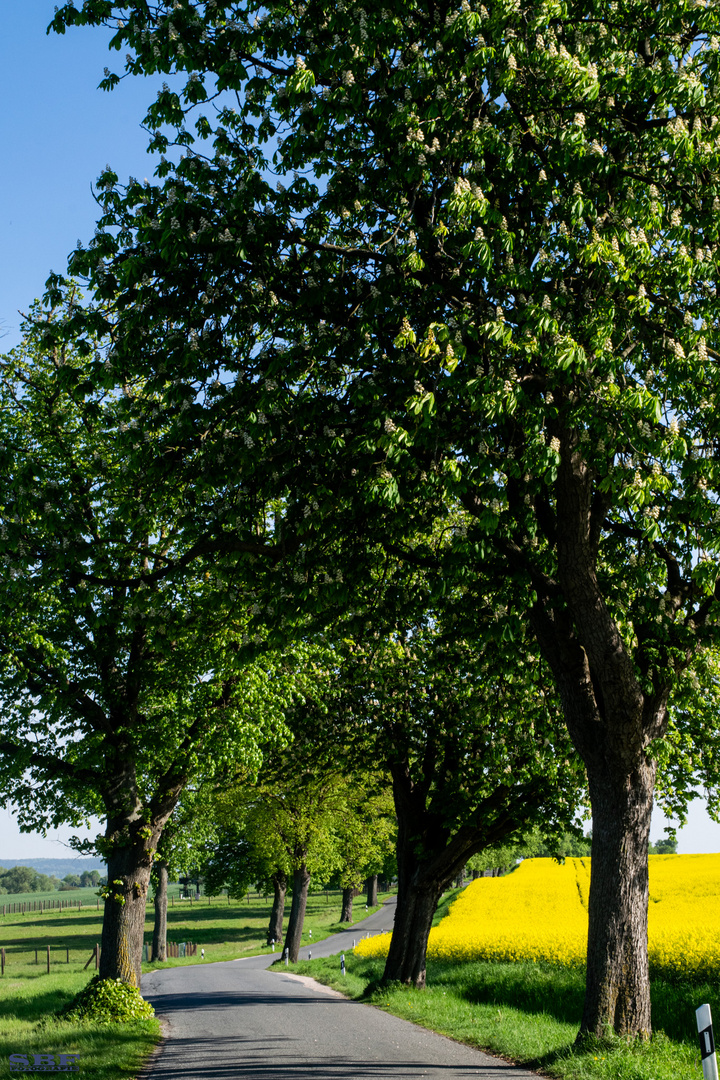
xmin=531 ymin=618 xmax=663 ymax=1039
xmin=381 ymin=759 xmax=561 ymax=988
xmin=283 ymin=863 xmax=310 ymax=963
xmin=383 ymin=874 xmax=443 ymax=988
xmin=340 ymin=887 xmax=354 ymax=923
xmin=382 ymin=773 xmax=474 ymax=988
xmin=525 ymin=441 xmax=670 ymax=1039
xmin=366 ymin=874 xmax=378 ymax=907
xmin=267 ymin=871 xmax=286 ymax=945
xmin=100 ymin=841 xmax=155 ymax=987
xmin=151 ymin=862 xmax=168 ymax=962
xmin=581 ymin=755 xmax=655 ymax=1037
xmin=99 ymin=766 xmax=181 ymax=988
xmin=472 ymin=869 xmax=480 ymax=880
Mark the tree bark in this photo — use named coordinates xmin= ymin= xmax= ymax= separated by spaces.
xmin=383 ymin=872 xmax=443 ymax=988
xmin=151 ymin=862 xmax=168 ymax=962
xmin=340 ymin=887 xmax=354 ymax=923
xmin=100 ymin=841 xmax=156 ymax=988
xmin=266 ymin=871 xmax=286 ymax=945
xmin=366 ymin=874 xmax=378 ymax=907
xmin=98 ymin=764 xmax=182 ymax=988
xmin=523 ymin=441 xmax=671 ymax=1039
xmin=582 ymin=755 xmax=655 ymax=1037
xmin=383 ymin=767 xmax=503 ymax=987
xmin=380 ymin=756 xmax=562 ymax=988
xmin=530 ymin=602 xmax=662 ymax=1038
xmin=283 ymin=863 xmax=310 ymax=963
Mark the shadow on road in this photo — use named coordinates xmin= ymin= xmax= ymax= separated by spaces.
xmin=147 ymin=1035 xmax=522 ymax=1077
xmin=146 ymin=989 xmax=352 ymax=1012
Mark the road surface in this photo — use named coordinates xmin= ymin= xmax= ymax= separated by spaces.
xmin=140 ymin=898 xmax=540 ymax=1079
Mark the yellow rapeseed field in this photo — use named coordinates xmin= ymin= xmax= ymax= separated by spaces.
xmin=355 ymin=855 xmax=720 ymax=980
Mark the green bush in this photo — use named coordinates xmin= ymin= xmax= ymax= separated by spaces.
xmin=59 ymin=976 xmax=155 ymax=1024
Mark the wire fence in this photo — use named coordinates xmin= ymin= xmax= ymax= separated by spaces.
xmin=0 ymin=898 xmax=87 ymax=916
xmin=0 ymin=940 xmax=198 ymax=973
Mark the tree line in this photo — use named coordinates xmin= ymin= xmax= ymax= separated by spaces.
xmin=0 ymin=866 xmax=104 ymax=895
xmin=0 ymin=0 xmax=717 ymax=1045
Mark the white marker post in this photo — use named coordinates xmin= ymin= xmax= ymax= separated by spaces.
xmin=341 ymin=954 xmax=345 ymax=975
xmin=697 ymin=1004 xmax=719 ymax=1080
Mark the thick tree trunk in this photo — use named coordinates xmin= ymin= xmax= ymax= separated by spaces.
xmin=284 ymin=864 xmax=310 ymax=963
xmin=582 ymin=756 xmax=655 ymax=1037
xmin=382 ymin=777 xmax=473 ymax=988
xmin=525 ymin=441 xmax=670 ymax=1039
xmin=267 ymin=871 xmax=286 ymax=945
xmin=381 ymin=759 xmax=559 ymax=988
xmin=532 ymin=619 xmax=663 ymax=1039
xmin=383 ymin=874 xmax=443 ymax=988
xmin=340 ymin=887 xmax=354 ymax=923
xmin=99 ymin=765 xmax=182 ymax=988
xmin=151 ymin=862 xmax=168 ymax=962
xmin=366 ymin=874 xmax=378 ymax=907
xmin=100 ymin=841 xmax=156 ymax=987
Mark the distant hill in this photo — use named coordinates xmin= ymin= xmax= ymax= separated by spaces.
xmin=0 ymin=858 xmax=106 ymax=878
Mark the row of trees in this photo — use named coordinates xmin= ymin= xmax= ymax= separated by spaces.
xmin=0 ymin=0 xmax=719 ymax=1042
xmin=0 ymin=315 xmax=582 ymax=984
xmin=176 ymin=769 xmax=396 ymax=959
xmin=0 ymin=866 xmax=103 ymax=894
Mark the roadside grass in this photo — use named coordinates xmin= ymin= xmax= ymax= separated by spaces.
xmin=291 ymin=952 xmax=711 ymax=1080
xmin=0 ymin=969 xmax=159 ymax=1080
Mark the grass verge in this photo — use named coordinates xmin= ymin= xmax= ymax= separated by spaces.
xmin=291 ymin=952 xmax=712 ymax=1080
xmin=0 ymin=969 xmax=159 ymax=1080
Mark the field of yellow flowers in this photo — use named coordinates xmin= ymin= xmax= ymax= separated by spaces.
xmin=355 ymin=855 xmax=720 ymax=980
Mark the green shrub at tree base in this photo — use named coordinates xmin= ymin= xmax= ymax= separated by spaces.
xmin=59 ymin=976 xmax=155 ymax=1024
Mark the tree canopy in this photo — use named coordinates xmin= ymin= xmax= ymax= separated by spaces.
xmin=42 ymin=0 xmax=720 ymax=1036
xmin=0 ymin=310 xmax=312 ymax=984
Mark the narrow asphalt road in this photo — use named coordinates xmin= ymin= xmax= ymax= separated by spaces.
xmin=140 ymin=899 xmax=541 ymax=1080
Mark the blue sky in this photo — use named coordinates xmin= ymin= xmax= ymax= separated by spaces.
xmin=0 ymin=3 xmax=171 ymax=349
xmin=1 ymin=4 xmax=720 ymax=859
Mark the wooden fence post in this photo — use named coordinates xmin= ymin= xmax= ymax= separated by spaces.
xmin=1 ymin=948 xmax=5 ymax=975
xmin=46 ymin=945 xmax=50 ymax=974
xmin=35 ymin=948 xmax=38 ymax=965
